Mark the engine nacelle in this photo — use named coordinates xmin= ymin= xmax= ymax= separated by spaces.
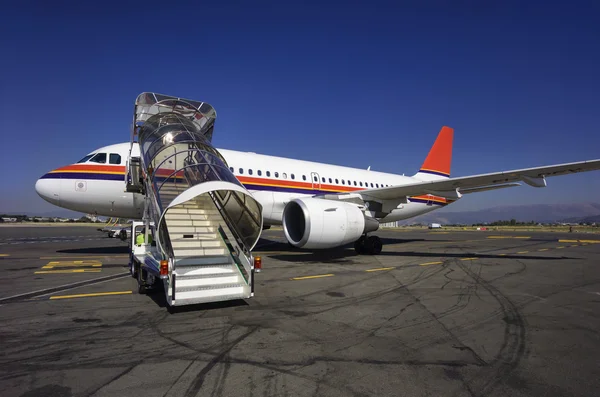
xmin=283 ymin=198 xmax=379 ymax=249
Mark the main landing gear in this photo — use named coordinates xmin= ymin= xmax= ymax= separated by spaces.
xmin=354 ymin=235 xmax=382 ymax=255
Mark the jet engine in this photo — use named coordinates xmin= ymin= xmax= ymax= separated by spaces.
xmin=282 ymin=198 xmax=379 ymax=249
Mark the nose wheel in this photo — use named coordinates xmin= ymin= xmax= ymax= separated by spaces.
xmin=354 ymin=235 xmax=382 ymax=255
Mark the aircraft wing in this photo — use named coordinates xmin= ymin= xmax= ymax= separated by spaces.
xmin=358 ymin=159 xmax=600 ymax=202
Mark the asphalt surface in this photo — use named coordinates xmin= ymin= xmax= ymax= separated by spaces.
xmin=1 ymin=225 xmax=599 ymax=397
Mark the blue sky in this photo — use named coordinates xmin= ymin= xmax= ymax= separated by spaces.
xmin=1 ymin=1 xmax=599 ymax=214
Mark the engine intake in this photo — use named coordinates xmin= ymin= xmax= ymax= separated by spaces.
xmin=283 ymin=198 xmax=379 ymax=249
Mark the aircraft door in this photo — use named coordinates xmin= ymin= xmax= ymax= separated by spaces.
xmin=310 ymin=172 xmax=321 ymax=192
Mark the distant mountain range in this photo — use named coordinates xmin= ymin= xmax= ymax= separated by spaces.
xmin=400 ymin=202 xmax=600 ymax=225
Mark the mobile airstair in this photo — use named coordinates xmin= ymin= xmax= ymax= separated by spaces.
xmin=125 ymin=92 xmax=263 ymax=307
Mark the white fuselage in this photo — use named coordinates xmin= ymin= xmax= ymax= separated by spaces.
xmin=35 ymin=142 xmax=454 ymax=223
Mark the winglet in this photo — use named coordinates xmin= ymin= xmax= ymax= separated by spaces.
xmin=415 ymin=126 xmax=453 ymax=180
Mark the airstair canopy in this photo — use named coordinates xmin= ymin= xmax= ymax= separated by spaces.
xmin=132 ymin=92 xmax=263 ymax=256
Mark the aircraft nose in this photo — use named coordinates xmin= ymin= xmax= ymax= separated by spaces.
xmin=35 ymin=176 xmax=60 ymax=205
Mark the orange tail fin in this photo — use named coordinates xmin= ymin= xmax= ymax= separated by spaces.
xmin=417 ymin=126 xmax=453 ymax=178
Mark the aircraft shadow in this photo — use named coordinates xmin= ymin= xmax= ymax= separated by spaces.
xmin=56 ymin=246 xmax=130 ymax=255
xmin=377 ymin=251 xmax=575 ymax=261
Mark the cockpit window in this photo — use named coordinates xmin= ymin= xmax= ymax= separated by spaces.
xmin=89 ymin=153 xmax=107 ymax=164
xmin=109 ymin=153 xmax=121 ymax=164
xmin=77 ymin=154 xmax=94 ymax=163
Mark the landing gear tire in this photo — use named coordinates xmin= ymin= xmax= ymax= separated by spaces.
xmin=354 ymin=236 xmax=366 ymax=254
xmin=354 ymin=235 xmax=382 ymax=255
xmin=367 ymin=236 xmax=382 ymax=255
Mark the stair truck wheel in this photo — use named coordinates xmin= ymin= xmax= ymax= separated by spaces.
xmin=137 ymin=266 xmax=147 ymax=294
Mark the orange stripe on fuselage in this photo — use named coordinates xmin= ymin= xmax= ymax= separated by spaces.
xmin=52 ymin=164 xmax=126 ymax=174
xmin=237 ymin=176 xmax=451 ymax=203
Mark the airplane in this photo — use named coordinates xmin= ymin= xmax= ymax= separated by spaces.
xmin=35 ymin=126 xmax=600 ymax=255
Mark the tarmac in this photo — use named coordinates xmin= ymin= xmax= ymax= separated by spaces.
xmin=1 ymin=225 xmax=599 ymax=397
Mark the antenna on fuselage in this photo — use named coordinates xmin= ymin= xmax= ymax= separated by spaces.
xmin=367 ymin=166 xmax=371 ymax=171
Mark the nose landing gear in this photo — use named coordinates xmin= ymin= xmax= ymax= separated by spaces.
xmin=354 ymin=235 xmax=382 ymax=255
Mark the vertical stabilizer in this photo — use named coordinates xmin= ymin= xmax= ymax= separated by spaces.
xmin=413 ymin=126 xmax=453 ymax=181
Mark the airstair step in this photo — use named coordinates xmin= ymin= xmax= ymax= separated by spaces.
xmin=174 ymin=284 xmax=249 ymax=301
xmin=174 ymin=247 xmax=227 ymax=256
xmin=175 ymin=274 xmax=242 ymax=288
xmin=167 ymin=208 xmax=220 ymax=215
xmin=170 ymin=292 xmax=251 ymax=306
xmin=168 ymin=226 xmax=216 ymax=234
xmin=165 ymin=213 xmax=210 ymax=220
xmin=174 ymin=254 xmax=232 ymax=267
xmin=169 ymin=232 xmax=218 ymax=240
xmin=174 ymin=262 xmax=235 ymax=275
xmin=167 ymin=219 xmax=212 ymax=227
xmin=171 ymin=239 xmax=223 ymax=248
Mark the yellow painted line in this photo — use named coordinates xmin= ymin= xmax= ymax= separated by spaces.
xmin=365 ymin=267 xmax=395 ymax=272
xmin=498 ymin=253 xmax=507 ymax=256
xmin=514 ymin=236 xmax=531 ymax=239
xmin=538 ymin=248 xmax=549 ymax=251
xmin=34 ymin=269 xmax=102 ymax=274
xmin=517 ymin=251 xmax=529 ymax=254
xmin=419 ymin=261 xmax=443 ymax=266
xmin=42 ymin=264 xmax=102 ymax=269
xmin=49 ymin=291 xmax=132 ymax=300
xmin=0 ymin=254 xmax=9 ymax=257
xmin=559 ymin=239 xmax=600 ymax=244
xmin=556 ymin=246 xmax=565 ymax=249
xmin=487 ymin=236 xmax=511 ymax=239
xmin=460 ymin=258 xmax=478 ymax=261
xmin=569 ymin=245 xmax=579 ymax=247
xmin=40 ymin=255 xmax=128 ymax=260
xmin=428 ymin=232 xmax=449 ymax=234
xmin=291 ymin=274 xmax=334 ymax=280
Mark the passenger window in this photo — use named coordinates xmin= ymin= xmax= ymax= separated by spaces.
xmin=313 ymin=175 xmax=318 ymax=182
xmin=89 ymin=153 xmax=107 ymax=163
xmin=335 ymin=179 xmax=339 ymax=184
xmin=342 ymin=180 xmax=345 ymax=185
xmin=291 ymin=174 xmax=295 ymax=180
xmin=282 ymin=173 xmax=287 ymax=179
xmin=302 ymin=175 xmax=307 ymax=181
xmin=354 ymin=181 xmax=357 ymax=186
xmin=266 ymin=171 xmax=271 ymax=177
xmin=249 ymin=169 xmax=253 ymax=175
xmin=258 ymin=170 xmax=262 ymax=176
xmin=329 ymin=178 xmax=332 ymax=183
xmin=274 ymin=172 xmax=279 ymax=178
xmin=229 ymin=167 xmax=234 ymax=172
xmin=376 ymin=184 xmax=379 ymax=188
xmin=370 ymin=183 xmax=374 ymax=187
xmin=322 ymin=177 xmax=325 ymax=183
xmin=239 ymin=168 xmax=244 ymax=174
xmin=360 ymin=182 xmax=363 ymax=187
